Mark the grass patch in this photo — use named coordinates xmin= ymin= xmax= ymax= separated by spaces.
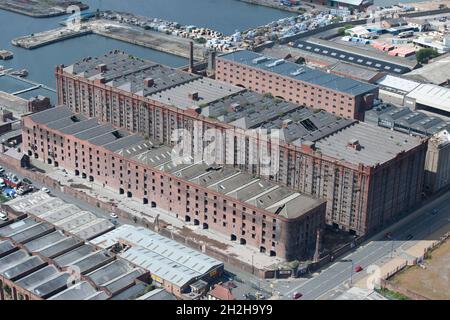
xmin=0 ymin=194 xmax=10 ymax=203
xmin=377 ymin=288 xmax=411 ymax=300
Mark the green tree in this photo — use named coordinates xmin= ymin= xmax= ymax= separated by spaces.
xmin=337 ymin=24 xmax=353 ymax=36
xmin=416 ymin=48 xmax=439 ymax=64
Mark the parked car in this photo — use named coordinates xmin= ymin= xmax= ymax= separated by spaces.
xmin=110 ymin=212 xmax=119 ymax=219
xmin=354 ymin=265 xmax=363 ymax=273
xmin=0 ymin=212 xmax=7 ymax=221
xmin=22 ymin=178 xmax=33 ymax=185
xmin=41 ymin=187 xmax=50 ymax=194
xmin=292 ymin=292 xmax=303 ymax=299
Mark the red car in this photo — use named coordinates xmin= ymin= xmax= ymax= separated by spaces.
xmin=292 ymin=292 xmax=303 ymax=299
xmin=354 ymin=265 xmax=363 ymax=273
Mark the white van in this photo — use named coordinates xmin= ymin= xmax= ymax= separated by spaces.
xmin=0 ymin=212 xmax=7 ymax=221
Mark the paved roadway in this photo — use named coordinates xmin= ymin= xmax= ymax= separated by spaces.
xmin=283 ymin=190 xmax=450 ymax=300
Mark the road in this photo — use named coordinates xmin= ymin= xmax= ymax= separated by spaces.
xmin=283 ymin=190 xmax=450 ymax=300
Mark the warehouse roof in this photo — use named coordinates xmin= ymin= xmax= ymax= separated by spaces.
xmin=219 ymin=50 xmax=378 ymax=96
xmin=405 ymin=54 xmax=450 ymax=85
xmin=406 ymin=84 xmax=450 ymax=114
xmin=315 ymin=122 xmax=424 ymax=166
xmin=150 ymin=77 xmax=244 ymax=110
xmin=64 ymin=50 xmax=199 ymax=96
xmin=326 ymin=62 xmax=384 ymax=83
xmin=48 ymin=281 xmax=99 ymax=300
xmin=1 ymin=255 xmax=46 ymax=281
xmin=202 ymin=91 xmax=355 ymax=142
xmin=7 ymin=192 xmax=115 ymax=240
xmin=294 ymin=39 xmax=416 ymax=74
xmin=376 ymin=74 xmax=421 ymax=93
xmin=365 ymin=104 xmax=450 ymax=137
xmin=91 ymin=225 xmax=223 ymax=288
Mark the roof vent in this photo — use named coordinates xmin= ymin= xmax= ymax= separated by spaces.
xmin=252 ymin=56 xmax=269 ymax=64
xmin=282 ymin=119 xmax=293 ymax=128
xmin=96 ymin=64 xmax=107 ymax=72
xmin=144 ymin=77 xmax=154 ymax=87
xmin=189 ymin=91 xmax=199 ymax=101
xmin=230 ymin=102 xmax=242 ymax=112
xmin=348 ymin=138 xmax=361 ymax=151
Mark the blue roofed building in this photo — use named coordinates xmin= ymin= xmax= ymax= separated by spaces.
xmin=216 ymin=50 xmax=379 ymax=120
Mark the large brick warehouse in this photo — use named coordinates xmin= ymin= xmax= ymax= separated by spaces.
xmin=215 ymin=50 xmax=379 ymax=121
xmin=22 ymin=106 xmax=327 ymax=261
xmin=51 ymin=51 xmax=427 ymax=239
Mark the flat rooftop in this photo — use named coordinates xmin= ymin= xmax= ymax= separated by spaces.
xmin=202 ymin=91 xmax=355 ymax=143
xmin=149 ymin=77 xmax=244 ymax=110
xmin=63 ymin=50 xmax=199 ymax=97
xmin=301 ymin=38 xmax=418 ymax=72
xmin=315 ymin=122 xmax=424 ymax=166
xmin=219 ymin=50 xmax=378 ymax=96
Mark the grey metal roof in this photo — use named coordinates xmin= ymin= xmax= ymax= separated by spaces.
xmin=53 ymin=244 xmax=96 ymax=267
xmin=294 ymin=39 xmax=417 ymax=73
xmin=24 ymin=231 xmax=66 ymax=252
xmin=64 ymin=50 xmax=200 ymax=97
xmin=104 ymin=269 xmax=145 ymax=295
xmin=59 ymin=118 xmax=101 ymax=135
xmin=110 ymin=282 xmax=147 ymax=300
xmin=1 ymin=255 xmax=46 ymax=281
xmin=0 ymin=217 xmax=39 ymax=237
xmin=32 ymin=273 xmax=70 ymax=298
xmin=0 ymin=250 xmax=29 ymax=273
xmin=38 ymin=237 xmax=83 ymax=259
xmin=10 ymin=222 xmax=54 ymax=244
xmin=48 ymin=281 xmax=99 ymax=300
xmin=0 ymin=240 xmax=16 ymax=258
xmin=29 ymin=106 xmax=74 ymax=125
xmin=86 ymin=259 xmax=134 ymax=286
xmin=219 ymin=50 xmax=378 ymax=96
xmin=15 ymin=265 xmax=59 ymax=290
xmin=65 ymin=250 xmax=114 ymax=275
xmin=202 ymin=91 xmax=355 ymax=142
xmin=150 ymin=77 xmax=244 ymax=110
xmin=315 ymin=122 xmax=423 ymax=166
xmin=91 ymin=225 xmax=224 ymax=288
xmin=365 ymin=104 xmax=450 ymax=137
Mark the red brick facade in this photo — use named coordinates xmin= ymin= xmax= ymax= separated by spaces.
xmin=215 ymin=57 xmax=378 ymax=121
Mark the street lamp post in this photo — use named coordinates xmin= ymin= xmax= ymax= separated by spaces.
xmin=341 ymin=259 xmax=353 ymax=285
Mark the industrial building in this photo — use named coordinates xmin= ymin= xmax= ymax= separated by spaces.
xmin=1 ymin=191 xmax=225 ymax=299
xmin=51 ymin=52 xmax=428 ymax=237
xmin=216 ymin=50 xmax=378 ymax=120
xmin=376 ymin=74 xmax=450 ymax=117
xmin=366 ymin=104 xmax=450 ymax=193
xmin=22 ymin=107 xmax=327 ymax=260
xmin=405 ymin=53 xmax=450 ymax=86
xmin=293 ymin=39 xmax=418 ymax=74
xmin=91 ymin=225 xmax=225 ymax=297
xmin=0 ymin=213 xmax=150 ymax=300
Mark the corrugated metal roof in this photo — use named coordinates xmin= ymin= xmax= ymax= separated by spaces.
xmin=219 ymin=50 xmax=377 ymax=96
xmin=407 ymin=84 xmax=450 ymax=113
xmin=91 ymin=225 xmax=223 ymax=288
